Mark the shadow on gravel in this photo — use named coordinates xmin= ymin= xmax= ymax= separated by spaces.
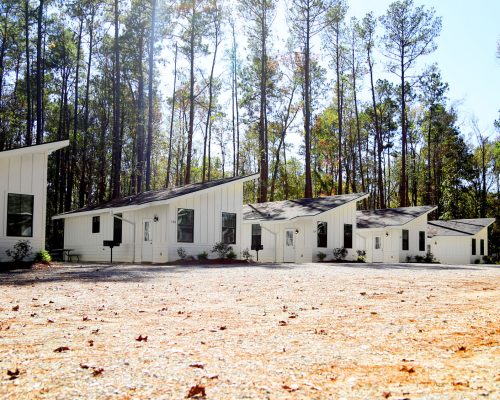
xmin=0 ymin=262 xmax=293 ymax=286
xmin=325 ymin=262 xmax=484 ymax=271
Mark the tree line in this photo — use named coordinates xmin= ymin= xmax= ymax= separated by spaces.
xmin=0 ymin=0 xmax=498 ymax=250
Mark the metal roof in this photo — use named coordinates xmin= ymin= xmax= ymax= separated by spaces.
xmin=54 ymin=174 xmax=258 ymax=219
xmin=427 ymin=218 xmax=496 ymax=237
xmin=357 ymin=205 xmax=436 ymax=229
xmin=243 ymin=193 xmax=368 ymax=222
xmin=0 ymin=140 xmax=69 ymax=158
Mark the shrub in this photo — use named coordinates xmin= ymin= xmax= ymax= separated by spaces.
xmin=333 ymin=247 xmax=347 ymax=261
xmin=35 ymin=250 xmax=52 ymax=264
xmin=317 ymin=251 xmax=327 ymax=262
xmin=242 ymin=248 xmax=253 ymax=262
xmin=177 ymin=247 xmax=187 ymax=260
xmin=226 ymin=250 xmax=237 ymax=260
xmin=415 ymin=255 xmax=424 ymax=263
xmin=424 ymin=251 xmax=436 ymax=263
xmin=482 ymin=255 xmax=492 ymax=264
xmin=6 ymin=240 xmax=32 ymax=263
xmin=474 ymin=259 xmax=480 ymax=264
xmin=211 ymin=242 xmax=233 ymax=258
xmin=356 ymin=250 xmax=366 ymax=263
xmin=197 ymin=251 xmax=208 ymax=261
xmin=406 ymin=255 xmax=413 ymax=263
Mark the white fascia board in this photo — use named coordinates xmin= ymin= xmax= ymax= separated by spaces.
xmin=0 ymin=140 xmax=69 ymax=159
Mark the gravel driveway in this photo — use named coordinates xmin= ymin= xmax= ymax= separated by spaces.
xmin=1 ymin=262 xmax=499 ymax=399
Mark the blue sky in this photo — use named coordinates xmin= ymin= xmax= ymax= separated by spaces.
xmin=349 ymin=0 xmax=500 ymax=137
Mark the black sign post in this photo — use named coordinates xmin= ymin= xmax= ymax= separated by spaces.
xmin=103 ymin=240 xmax=120 ymax=264
xmin=252 ymin=244 xmax=263 ymax=261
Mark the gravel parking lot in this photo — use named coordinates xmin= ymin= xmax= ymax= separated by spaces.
xmin=1 ymin=262 xmax=499 ymax=399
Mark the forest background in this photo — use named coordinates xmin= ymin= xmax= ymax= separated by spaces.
xmin=0 ymin=0 xmax=498 ymax=253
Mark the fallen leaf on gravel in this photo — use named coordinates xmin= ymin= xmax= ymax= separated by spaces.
xmin=456 ymin=346 xmax=467 ymax=352
xmin=54 ymin=346 xmax=70 ymax=352
xmin=187 ymin=384 xmax=206 ymax=397
xmin=288 ymin=313 xmax=298 ymax=319
xmin=82 ymin=316 xmax=89 ymax=321
xmin=88 ymin=340 xmax=94 ymax=347
xmin=12 ymin=305 xmax=19 ymax=311
xmin=92 ymin=367 xmax=104 ymax=377
xmin=135 ymin=335 xmax=148 ymax=342
xmin=7 ymin=368 xmax=20 ymax=380
xmin=189 ymin=363 xmax=205 ymax=369
xmin=400 ymin=365 xmax=415 ymax=373
xmin=91 ymin=329 xmax=99 ymax=334
xmin=452 ymin=381 xmax=469 ymax=387
xmin=207 ymin=374 xmax=218 ymax=380
xmin=282 ymin=383 xmax=299 ymax=392
xmin=80 ymin=363 xmax=90 ymax=369
xmin=278 ymin=321 xmax=287 ymax=326
xmin=382 ymin=391 xmax=391 ymax=398
xmin=47 ymin=319 xmax=54 ymax=323
xmin=219 ymin=326 xmax=227 ymax=331
xmin=360 ymin=292 xmax=366 ymax=296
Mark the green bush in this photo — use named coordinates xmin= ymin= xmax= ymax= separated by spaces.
xmin=317 ymin=251 xmax=327 ymax=262
xmin=197 ymin=251 xmax=208 ymax=260
xmin=406 ymin=255 xmax=413 ymax=263
xmin=333 ymin=247 xmax=347 ymax=261
xmin=242 ymin=248 xmax=253 ymax=262
xmin=6 ymin=240 xmax=32 ymax=262
xmin=177 ymin=247 xmax=187 ymax=260
xmin=226 ymin=250 xmax=237 ymax=260
xmin=356 ymin=250 xmax=366 ymax=263
xmin=35 ymin=250 xmax=52 ymax=264
xmin=415 ymin=255 xmax=424 ymax=263
xmin=424 ymin=251 xmax=436 ymax=263
xmin=211 ymin=242 xmax=233 ymax=258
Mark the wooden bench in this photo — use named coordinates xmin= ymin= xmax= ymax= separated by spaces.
xmin=67 ymin=254 xmax=80 ymax=262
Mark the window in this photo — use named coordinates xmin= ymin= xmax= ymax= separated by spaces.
xmin=343 ymin=224 xmax=352 ymax=249
xmin=92 ymin=216 xmax=100 ymax=233
xmin=222 ymin=212 xmax=236 ymax=244
xmin=317 ymin=222 xmax=327 ymax=248
xmin=375 ymin=236 xmax=381 ymax=250
xmin=251 ymin=224 xmax=262 ymax=250
xmin=7 ymin=193 xmax=34 ymax=237
xmin=402 ymin=229 xmax=409 ymax=251
xmin=419 ymin=231 xmax=425 ymax=251
xmin=113 ymin=214 xmax=122 ymax=244
xmin=472 ymin=238 xmax=476 ymax=255
xmin=177 ymin=208 xmax=194 ymax=243
xmin=480 ymin=239 xmax=484 ymax=256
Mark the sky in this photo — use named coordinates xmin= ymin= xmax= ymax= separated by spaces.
xmin=347 ymin=0 xmax=500 ymax=138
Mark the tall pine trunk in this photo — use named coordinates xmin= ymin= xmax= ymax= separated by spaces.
xmin=166 ymin=43 xmax=177 ymax=188
xmin=145 ymin=0 xmax=156 ymax=191
xmin=111 ymin=0 xmax=121 ymax=199
xmin=35 ymin=0 xmax=44 ymax=144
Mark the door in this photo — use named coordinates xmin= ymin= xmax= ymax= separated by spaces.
xmin=283 ymin=229 xmax=295 ymax=263
xmin=373 ymin=235 xmax=383 ymax=263
xmin=142 ymin=219 xmax=153 ymax=262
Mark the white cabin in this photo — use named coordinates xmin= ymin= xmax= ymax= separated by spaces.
xmin=427 ymin=218 xmax=495 ymax=264
xmin=356 ymin=206 xmax=436 ymax=263
xmin=53 ymin=174 xmax=258 ymax=263
xmin=241 ymin=193 xmax=369 ymax=263
xmin=0 ymin=140 xmax=69 ymax=261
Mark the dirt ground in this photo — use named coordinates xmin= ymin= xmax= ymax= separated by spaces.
xmin=0 ymin=262 xmax=499 ymax=399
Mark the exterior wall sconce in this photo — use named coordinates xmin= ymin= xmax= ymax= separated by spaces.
xmin=153 ymin=215 xmax=159 ymax=222
xmin=385 ymin=232 xmax=389 ymax=237
xmin=295 ymin=229 xmax=299 ymax=234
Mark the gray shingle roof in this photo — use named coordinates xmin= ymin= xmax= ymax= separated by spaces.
xmin=243 ymin=193 xmax=368 ymax=222
xmin=427 ymin=218 xmax=495 ymax=237
xmin=55 ymin=174 xmax=258 ymax=218
xmin=357 ymin=205 xmax=436 ymax=229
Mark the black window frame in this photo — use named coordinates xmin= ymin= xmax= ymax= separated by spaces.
xmin=317 ymin=221 xmax=327 ymax=248
xmin=222 ymin=212 xmax=237 ymax=245
xmin=343 ymin=224 xmax=353 ymax=249
xmin=92 ymin=216 xmax=100 ymax=234
xmin=402 ymin=229 xmax=409 ymax=251
xmin=419 ymin=231 xmax=425 ymax=251
xmin=113 ymin=213 xmax=122 ymax=244
xmin=472 ymin=238 xmax=476 ymax=255
xmin=6 ymin=193 xmax=34 ymax=237
xmin=480 ymin=239 xmax=484 ymax=256
xmin=251 ymin=224 xmax=262 ymax=250
xmin=177 ymin=208 xmax=194 ymax=243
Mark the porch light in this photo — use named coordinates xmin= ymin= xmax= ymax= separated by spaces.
xmin=385 ymin=232 xmax=389 ymax=237
xmin=154 ymin=215 xmax=159 ymax=222
xmin=295 ymin=229 xmax=299 ymax=234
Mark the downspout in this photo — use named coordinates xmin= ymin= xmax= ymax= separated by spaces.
xmin=111 ymin=212 xmax=136 ymax=263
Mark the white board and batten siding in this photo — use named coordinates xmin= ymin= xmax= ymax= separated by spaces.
xmin=0 ymin=141 xmax=69 ymax=261
xmin=61 ymin=178 xmax=245 ymax=263
xmin=242 ymin=199 xmax=360 ymax=263
xmin=357 ymin=213 xmax=430 ymax=263
xmin=430 ymin=228 xmax=489 ymax=265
